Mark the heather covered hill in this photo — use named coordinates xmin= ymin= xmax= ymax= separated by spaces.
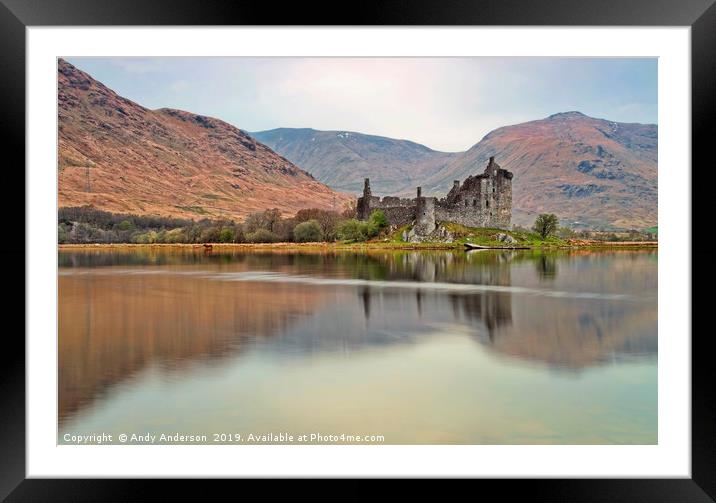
xmin=422 ymin=112 xmax=657 ymax=229
xmin=250 ymin=128 xmax=458 ymax=195
xmin=58 ymin=59 xmax=351 ymax=221
xmin=256 ymin=113 xmax=657 ymax=229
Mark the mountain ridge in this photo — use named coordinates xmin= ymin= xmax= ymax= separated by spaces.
xmin=253 ymin=113 xmax=657 ymax=229
xmin=58 ymin=59 xmax=351 ymax=221
xmin=250 ymin=127 xmax=459 ymax=195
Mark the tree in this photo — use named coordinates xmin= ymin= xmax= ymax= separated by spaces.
xmin=557 ymin=226 xmax=576 ymax=239
xmin=295 ymin=208 xmax=342 ymax=241
xmin=199 ymin=226 xmax=221 ymax=243
xmin=116 ymin=219 xmax=133 ymax=231
xmin=294 ymin=220 xmax=323 ymax=242
xmin=533 ymin=213 xmax=559 ymax=239
xmin=243 ymin=208 xmax=282 ymax=233
xmin=368 ymin=210 xmax=388 ymax=230
xmin=218 ymin=228 xmax=236 ymax=243
xmin=245 ymin=228 xmax=280 ymax=243
xmin=337 ymin=219 xmax=367 ymax=241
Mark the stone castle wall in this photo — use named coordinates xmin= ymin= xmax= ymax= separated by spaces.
xmin=357 ymin=157 xmax=513 ymax=234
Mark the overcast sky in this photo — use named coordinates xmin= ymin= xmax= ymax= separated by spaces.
xmin=66 ymin=57 xmax=657 ymax=152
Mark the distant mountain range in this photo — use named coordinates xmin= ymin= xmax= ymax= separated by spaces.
xmin=252 ymin=113 xmax=657 ymax=229
xmin=250 ymin=128 xmax=458 ymax=194
xmin=58 ymin=59 xmax=351 ymax=221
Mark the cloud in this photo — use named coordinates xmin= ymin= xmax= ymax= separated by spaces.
xmin=169 ymin=80 xmax=190 ymax=93
xmin=66 ymin=57 xmax=658 ymax=152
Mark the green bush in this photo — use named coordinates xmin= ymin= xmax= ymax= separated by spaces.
xmin=368 ymin=210 xmax=388 ymax=230
xmin=218 ymin=228 xmax=236 ymax=243
xmin=116 ymin=219 xmax=133 ymax=231
xmin=164 ymin=228 xmax=187 ymax=243
xmin=336 ymin=218 xmax=383 ymax=242
xmin=337 ymin=219 xmax=367 ymax=241
xmin=132 ymin=231 xmax=158 ymax=244
xmin=294 ymin=219 xmax=323 ymax=242
xmin=246 ymin=228 xmax=280 ymax=243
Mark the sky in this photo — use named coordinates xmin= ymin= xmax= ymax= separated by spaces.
xmin=65 ymin=57 xmax=657 ymax=152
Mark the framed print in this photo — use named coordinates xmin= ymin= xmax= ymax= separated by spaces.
xmin=3 ymin=0 xmax=714 ymax=498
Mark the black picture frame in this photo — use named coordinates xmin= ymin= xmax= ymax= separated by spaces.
xmin=2 ymin=0 xmax=712 ymax=499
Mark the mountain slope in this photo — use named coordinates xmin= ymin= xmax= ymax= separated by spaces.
xmin=250 ymin=128 xmax=458 ymax=194
xmin=422 ymin=112 xmax=657 ymax=228
xmin=58 ymin=59 xmax=351 ymax=220
xmin=255 ymin=113 xmax=657 ymax=229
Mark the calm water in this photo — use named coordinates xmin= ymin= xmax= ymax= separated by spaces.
xmin=58 ymin=248 xmax=657 ymax=444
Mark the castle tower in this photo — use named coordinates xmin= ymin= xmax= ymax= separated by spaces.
xmin=357 ymin=178 xmax=372 ymax=220
xmin=482 ymin=157 xmax=512 ymax=228
xmin=486 ymin=156 xmax=498 ymax=177
xmin=414 ymin=186 xmax=436 ymax=235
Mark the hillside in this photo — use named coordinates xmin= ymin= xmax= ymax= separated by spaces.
xmin=250 ymin=128 xmax=458 ymax=194
xmin=423 ymin=112 xmax=657 ymax=229
xmin=58 ymin=59 xmax=351 ymax=221
xmin=255 ymin=113 xmax=657 ymax=229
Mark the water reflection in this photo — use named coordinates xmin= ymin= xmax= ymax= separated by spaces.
xmin=58 ymin=248 xmax=657 ymax=443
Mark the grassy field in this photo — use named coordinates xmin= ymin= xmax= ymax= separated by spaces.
xmin=387 ymin=222 xmax=567 ymax=248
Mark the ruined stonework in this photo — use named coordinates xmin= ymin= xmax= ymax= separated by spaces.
xmin=357 ymin=157 xmax=513 ymax=234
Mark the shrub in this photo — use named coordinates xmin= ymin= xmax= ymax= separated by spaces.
xmin=164 ymin=228 xmax=187 ymax=243
xmin=116 ymin=219 xmax=133 ymax=231
xmin=132 ymin=231 xmax=158 ymax=244
xmin=557 ymin=226 xmax=576 ymax=239
xmin=218 ymin=228 xmax=236 ymax=243
xmin=368 ymin=210 xmax=388 ymax=230
xmin=338 ymin=219 xmax=383 ymax=241
xmin=246 ymin=228 xmax=280 ymax=243
xmin=294 ymin=219 xmax=323 ymax=242
xmin=337 ymin=219 xmax=366 ymax=241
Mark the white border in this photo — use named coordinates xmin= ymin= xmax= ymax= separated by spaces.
xmin=27 ymin=27 xmax=690 ymax=478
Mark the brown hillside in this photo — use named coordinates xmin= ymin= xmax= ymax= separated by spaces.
xmin=422 ymin=112 xmax=657 ymax=229
xmin=58 ymin=59 xmax=351 ymax=220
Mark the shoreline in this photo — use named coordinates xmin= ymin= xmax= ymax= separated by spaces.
xmin=58 ymin=241 xmax=658 ymax=251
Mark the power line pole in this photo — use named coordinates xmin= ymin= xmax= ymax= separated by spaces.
xmin=85 ymin=165 xmax=91 ymax=193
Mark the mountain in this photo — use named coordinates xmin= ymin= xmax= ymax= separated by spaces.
xmin=254 ymin=113 xmax=657 ymax=229
xmin=250 ymin=128 xmax=458 ymax=194
xmin=58 ymin=59 xmax=351 ymax=221
xmin=423 ymin=112 xmax=657 ymax=229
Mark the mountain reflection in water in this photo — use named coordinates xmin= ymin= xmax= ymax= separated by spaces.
xmin=58 ymin=249 xmax=657 ymax=444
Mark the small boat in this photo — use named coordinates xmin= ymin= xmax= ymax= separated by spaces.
xmin=464 ymin=242 xmax=530 ymax=250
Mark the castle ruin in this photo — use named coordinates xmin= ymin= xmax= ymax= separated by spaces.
xmin=357 ymin=156 xmax=513 ymax=234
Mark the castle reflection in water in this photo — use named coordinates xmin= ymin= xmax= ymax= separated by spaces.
xmin=58 ymin=249 xmax=657 ymax=427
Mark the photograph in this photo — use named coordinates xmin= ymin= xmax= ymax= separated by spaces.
xmin=57 ymin=56 xmax=658 ymax=446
